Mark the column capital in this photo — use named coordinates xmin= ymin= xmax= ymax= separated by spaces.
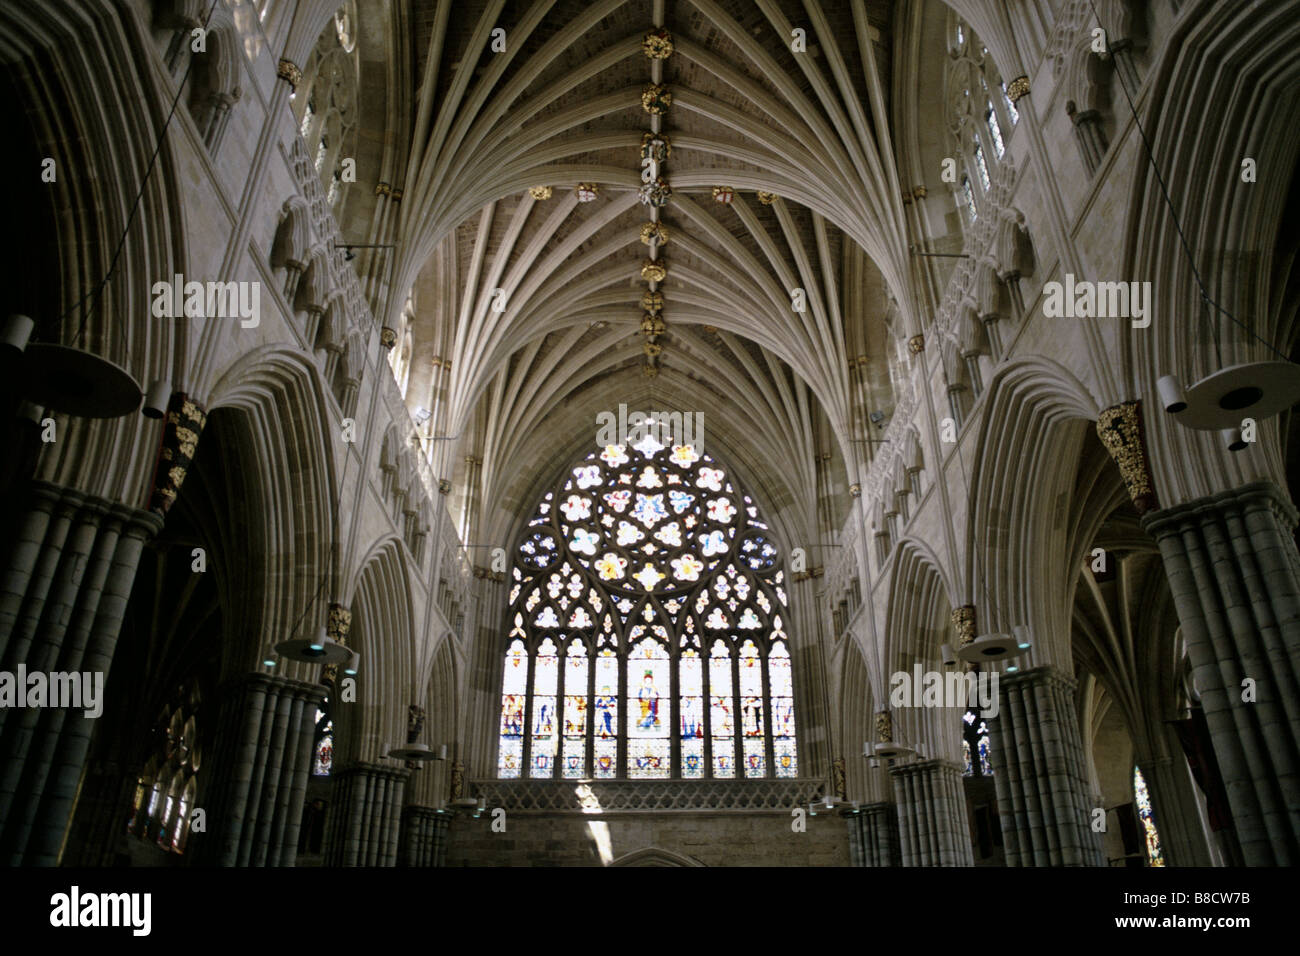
xmin=1140 ymin=478 xmax=1298 ymax=540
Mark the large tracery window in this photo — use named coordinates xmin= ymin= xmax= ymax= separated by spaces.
xmin=497 ymin=433 xmax=797 ymax=780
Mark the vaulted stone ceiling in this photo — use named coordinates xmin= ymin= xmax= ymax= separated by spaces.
xmin=374 ymin=0 xmax=913 ymax=544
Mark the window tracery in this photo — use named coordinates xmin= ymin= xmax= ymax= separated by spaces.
xmin=497 ymin=434 xmax=796 ymax=781
xmin=128 ymin=684 xmax=201 ymax=854
xmin=946 ymin=15 xmax=1018 ymax=225
xmin=292 ymin=4 xmax=359 ymax=215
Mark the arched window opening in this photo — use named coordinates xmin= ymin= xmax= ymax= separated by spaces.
xmin=946 ymin=13 xmax=1017 ymax=227
xmin=497 ymin=435 xmax=797 ymax=780
xmin=128 ymin=685 xmax=201 ymax=854
xmin=292 ymin=3 xmax=359 ymax=214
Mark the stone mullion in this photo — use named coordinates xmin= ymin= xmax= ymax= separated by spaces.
xmin=761 ymin=648 xmax=775 ymax=777
xmin=731 ymin=648 xmax=743 ymax=777
xmin=585 ymin=639 xmax=596 ymax=779
xmin=553 ymin=646 xmax=567 ymax=780
xmin=618 ymin=640 xmax=628 ymax=780
xmin=669 ymin=642 xmax=680 ymax=778
xmin=701 ymin=641 xmax=714 ymax=779
xmin=520 ymin=648 xmax=536 ymax=779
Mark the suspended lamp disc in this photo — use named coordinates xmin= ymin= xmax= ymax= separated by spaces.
xmin=22 ymin=343 xmax=142 ymax=418
xmin=957 ymin=633 xmax=1022 ymax=664
xmin=274 ymin=628 xmax=352 ymax=664
xmin=1173 ymin=361 xmax=1300 ymax=430
xmin=872 ymin=742 xmax=915 ymax=760
xmin=387 ymin=742 xmax=445 ymax=761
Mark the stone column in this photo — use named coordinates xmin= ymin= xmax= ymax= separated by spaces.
xmin=991 ymin=666 xmax=1104 ymax=866
xmin=0 ymin=481 xmax=161 ymax=865
xmin=845 ymin=801 xmax=900 ymax=866
xmin=194 ymin=673 xmax=324 ymax=866
xmin=891 ymin=760 xmax=973 ymax=866
xmin=1141 ymin=480 xmax=1300 ymax=865
xmin=324 ymin=762 xmax=410 ymax=866
xmin=399 ymin=804 xmax=452 ymax=866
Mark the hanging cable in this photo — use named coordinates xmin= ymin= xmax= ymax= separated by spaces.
xmin=1087 ymin=0 xmax=1288 ymax=362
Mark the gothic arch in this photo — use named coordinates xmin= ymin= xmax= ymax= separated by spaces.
xmin=340 ymin=537 xmax=414 ymax=764
xmin=884 ymin=539 xmax=960 ymax=764
xmin=205 ymin=348 xmax=341 ymax=678
xmin=3 ymin=0 xmax=187 ymax=503
xmin=963 ymin=356 xmax=1101 ymax=668
xmin=608 ymin=846 xmax=704 ymax=867
xmin=1122 ymin=0 xmax=1300 ymax=505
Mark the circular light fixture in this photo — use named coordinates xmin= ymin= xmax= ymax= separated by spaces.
xmin=22 ymin=343 xmax=143 ymax=418
xmin=956 ymin=632 xmax=1023 ymax=664
xmin=387 ymin=742 xmax=444 ymax=761
xmin=1166 ymin=362 xmax=1300 ymax=430
xmin=871 ymin=742 xmax=915 ymax=760
xmin=274 ymin=627 xmax=352 ymax=664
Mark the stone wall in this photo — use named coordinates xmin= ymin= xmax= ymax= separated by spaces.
xmin=444 ymin=811 xmax=850 ymax=867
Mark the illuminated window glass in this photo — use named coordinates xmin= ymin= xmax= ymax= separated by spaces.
xmin=1001 ymin=81 xmax=1019 ymax=124
xmin=961 ymin=708 xmax=992 ymax=777
xmin=313 ymin=706 xmax=334 ymax=776
xmin=986 ymin=105 xmax=1005 ymax=159
xmin=1134 ymin=766 xmax=1165 ymax=866
xmin=973 ymin=141 xmax=990 ymax=191
xmin=961 ymin=177 xmax=978 ymax=221
xmin=497 ymin=435 xmax=796 ymax=779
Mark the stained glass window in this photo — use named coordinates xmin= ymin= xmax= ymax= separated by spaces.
xmin=986 ymin=105 xmax=1005 ymax=159
xmin=961 ymin=177 xmax=977 ymax=221
xmin=1001 ymin=81 xmax=1019 ymax=125
xmin=313 ymin=706 xmax=334 ymax=776
xmin=961 ymin=708 xmax=992 ymax=777
xmin=973 ymin=141 xmax=990 ymax=191
xmin=1133 ymin=766 xmax=1165 ymax=867
xmin=497 ymin=436 xmax=797 ymax=779
xmin=129 ymin=685 xmax=201 ymax=853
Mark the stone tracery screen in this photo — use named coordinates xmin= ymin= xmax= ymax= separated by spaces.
xmin=497 ymin=434 xmax=797 ymax=781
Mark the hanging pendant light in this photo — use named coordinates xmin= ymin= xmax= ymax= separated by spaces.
xmin=20 ymin=342 xmax=143 ymax=418
xmin=275 ymin=625 xmax=351 ymax=664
